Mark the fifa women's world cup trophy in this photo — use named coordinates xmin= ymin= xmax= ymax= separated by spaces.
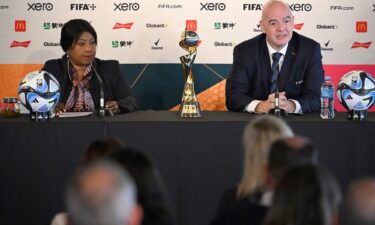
xmin=178 ymin=29 xmax=202 ymax=118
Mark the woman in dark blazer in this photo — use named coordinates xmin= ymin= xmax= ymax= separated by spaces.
xmin=42 ymin=19 xmax=138 ymax=114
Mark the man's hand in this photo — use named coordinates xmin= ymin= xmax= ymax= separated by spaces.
xmin=255 ymin=92 xmax=296 ymax=113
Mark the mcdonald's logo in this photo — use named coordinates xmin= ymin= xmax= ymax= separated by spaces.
xmin=15 ymin=20 xmax=26 ymax=32
xmin=356 ymin=21 xmax=367 ymax=33
xmin=186 ymin=20 xmax=197 ymax=31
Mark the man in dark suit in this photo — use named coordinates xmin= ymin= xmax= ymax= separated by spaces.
xmin=226 ymin=0 xmax=324 ymax=114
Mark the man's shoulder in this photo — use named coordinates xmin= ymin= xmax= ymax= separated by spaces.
xmin=292 ymin=32 xmax=319 ymax=47
xmin=236 ymin=33 xmax=265 ymax=50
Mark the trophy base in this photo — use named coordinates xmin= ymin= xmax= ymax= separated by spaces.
xmin=179 ymin=102 xmax=202 ymax=118
xmin=347 ymin=110 xmax=367 ymax=121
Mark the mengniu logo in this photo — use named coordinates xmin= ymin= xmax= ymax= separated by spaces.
xmin=186 ymin=20 xmax=197 ymax=31
xmin=27 ymin=2 xmax=53 ymax=11
xmin=113 ymin=22 xmax=134 ymax=29
xmin=294 ymin=23 xmax=304 ymax=30
xmin=351 ymin=41 xmax=372 ymax=49
xmin=15 ymin=20 xmax=26 ymax=32
xmin=112 ymin=40 xmax=134 ymax=48
xmin=214 ymin=22 xmax=236 ymax=30
xmin=200 ymin=2 xmax=226 ymax=11
xmin=10 ymin=40 xmax=31 ymax=48
xmin=43 ymin=22 xmax=64 ymax=30
xmin=70 ymin=4 xmax=96 ymax=10
xmin=356 ymin=21 xmax=367 ymax=33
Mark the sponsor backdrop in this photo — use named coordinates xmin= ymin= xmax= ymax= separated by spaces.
xmin=0 ymin=0 xmax=374 ymax=111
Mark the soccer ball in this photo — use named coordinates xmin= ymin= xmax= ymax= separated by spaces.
xmin=336 ymin=70 xmax=375 ymax=111
xmin=18 ymin=70 xmax=61 ymax=113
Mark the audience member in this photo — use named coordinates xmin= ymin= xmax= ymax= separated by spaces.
xmin=66 ymin=160 xmax=143 ymax=225
xmin=110 ymin=147 xmax=174 ymax=225
xmin=211 ymin=136 xmax=318 ymax=225
xmin=80 ymin=137 xmax=125 ymax=164
xmin=341 ymin=177 xmax=375 ymax=225
xmin=263 ymin=165 xmax=341 ymax=225
xmin=216 ymin=115 xmax=293 ymax=215
xmin=51 ymin=137 xmax=125 ymax=225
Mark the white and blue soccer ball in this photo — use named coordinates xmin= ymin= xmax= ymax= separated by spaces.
xmin=18 ymin=70 xmax=60 ymax=113
xmin=336 ymin=70 xmax=375 ymax=111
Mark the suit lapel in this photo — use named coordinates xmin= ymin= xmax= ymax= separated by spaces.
xmin=259 ymin=36 xmax=272 ymax=95
xmin=278 ymin=33 xmax=297 ymax=91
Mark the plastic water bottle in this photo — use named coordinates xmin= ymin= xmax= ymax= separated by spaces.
xmin=320 ymin=76 xmax=335 ymax=119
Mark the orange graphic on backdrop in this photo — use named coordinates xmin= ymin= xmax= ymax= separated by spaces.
xmin=0 ymin=64 xmax=43 ymax=98
xmin=170 ymin=79 xmax=227 ymax=111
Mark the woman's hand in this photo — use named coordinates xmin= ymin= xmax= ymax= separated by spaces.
xmin=54 ymin=102 xmax=66 ymax=115
xmin=105 ymin=101 xmax=120 ymax=114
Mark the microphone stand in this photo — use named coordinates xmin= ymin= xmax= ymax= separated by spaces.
xmin=92 ymin=64 xmax=105 ymax=117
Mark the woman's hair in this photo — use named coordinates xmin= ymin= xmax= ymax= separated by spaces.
xmin=264 ymin=165 xmax=342 ymax=225
xmin=80 ymin=137 xmax=125 ymax=164
xmin=60 ymin=19 xmax=97 ymax=52
xmin=237 ymin=115 xmax=293 ymax=199
xmin=110 ymin=147 xmax=173 ymax=225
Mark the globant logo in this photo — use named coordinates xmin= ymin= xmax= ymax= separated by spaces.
xmin=44 ymin=42 xmax=60 ymax=47
xmin=243 ymin=4 xmax=262 ymax=11
xmin=351 ymin=42 xmax=372 ymax=49
xmin=70 ymin=4 xmax=96 ymax=10
xmin=146 ymin=23 xmax=168 ymax=28
xmin=113 ymin=22 xmax=134 ymax=29
xmin=200 ymin=2 xmax=226 ymax=11
xmin=151 ymin=38 xmax=163 ymax=50
xmin=321 ymin=40 xmax=333 ymax=51
xmin=316 ymin=24 xmax=338 ymax=29
xmin=27 ymin=2 xmax=53 ymax=11
xmin=289 ymin=3 xmax=312 ymax=12
xmin=214 ymin=42 xmax=235 ymax=47
xmin=294 ymin=23 xmax=304 ymax=30
xmin=43 ymin=22 xmax=64 ymax=30
xmin=214 ymin=22 xmax=236 ymax=30
xmin=112 ymin=40 xmax=134 ymax=48
xmin=114 ymin=3 xmax=140 ymax=11
xmin=10 ymin=41 xmax=31 ymax=48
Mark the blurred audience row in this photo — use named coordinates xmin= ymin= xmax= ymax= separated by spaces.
xmin=51 ymin=116 xmax=375 ymax=225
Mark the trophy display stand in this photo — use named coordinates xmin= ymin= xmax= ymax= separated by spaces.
xmin=178 ymin=29 xmax=202 ymax=118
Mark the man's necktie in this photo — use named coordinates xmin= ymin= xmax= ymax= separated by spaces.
xmin=270 ymin=52 xmax=283 ymax=93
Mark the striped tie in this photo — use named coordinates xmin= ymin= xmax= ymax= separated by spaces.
xmin=270 ymin=52 xmax=282 ymax=93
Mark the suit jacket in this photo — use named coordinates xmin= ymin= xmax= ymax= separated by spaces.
xmin=42 ymin=57 xmax=139 ymax=113
xmin=226 ymin=32 xmax=324 ymax=113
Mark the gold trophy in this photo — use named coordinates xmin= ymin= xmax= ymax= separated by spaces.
xmin=178 ymin=29 xmax=202 ymax=118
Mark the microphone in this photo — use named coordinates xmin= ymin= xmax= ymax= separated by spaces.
xmin=274 ymin=87 xmax=281 ymax=117
xmin=92 ymin=63 xmax=105 ymax=117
